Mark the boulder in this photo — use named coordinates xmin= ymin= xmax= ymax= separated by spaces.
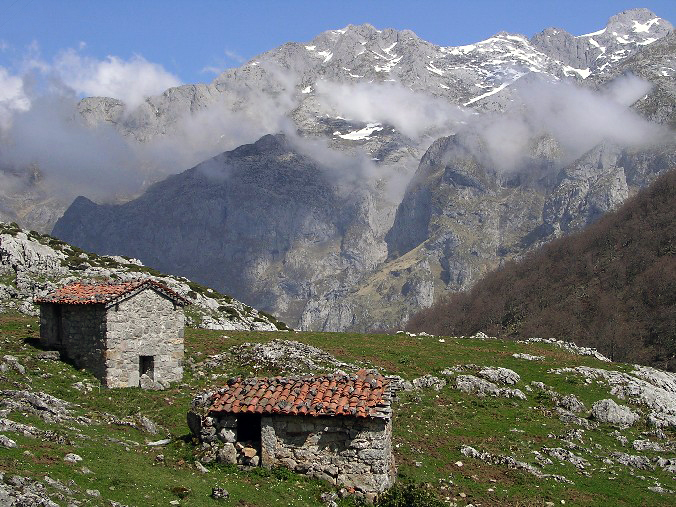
xmin=216 ymin=443 xmax=237 ymax=465
xmin=591 ymin=399 xmax=639 ymax=428
xmin=478 ymin=367 xmax=520 ymax=385
xmin=557 ymin=394 xmax=585 ymax=414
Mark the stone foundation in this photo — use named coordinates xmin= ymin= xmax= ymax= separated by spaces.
xmin=192 ymin=411 xmax=395 ymax=495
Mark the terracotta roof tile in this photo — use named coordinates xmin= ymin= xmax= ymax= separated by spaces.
xmin=209 ymin=370 xmax=393 ymax=419
xmin=35 ymin=279 xmax=190 ymax=306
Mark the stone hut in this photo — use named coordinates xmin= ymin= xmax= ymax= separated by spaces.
xmin=188 ymin=369 xmax=396 ymax=497
xmin=35 ymin=279 xmax=189 ymax=388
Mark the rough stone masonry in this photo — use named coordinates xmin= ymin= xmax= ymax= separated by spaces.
xmin=188 ymin=370 xmax=396 ymax=497
xmin=36 ymin=279 xmax=189 ymax=388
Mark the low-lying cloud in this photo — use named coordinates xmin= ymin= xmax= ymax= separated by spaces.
xmin=314 ymin=80 xmax=467 ymax=139
xmin=53 ymin=50 xmax=182 ymax=110
xmin=438 ymin=73 xmax=667 ymax=172
xmin=0 ymin=53 xmax=301 ymax=208
xmin=0 ymin=37 xmax=669 ymax=231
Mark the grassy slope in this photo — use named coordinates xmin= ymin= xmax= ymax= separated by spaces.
xmin=0 ymin=314 xmax=674 ymax=506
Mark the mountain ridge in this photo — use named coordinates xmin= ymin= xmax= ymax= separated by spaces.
xmin=19 ymin=8 xmax=676 ymax=332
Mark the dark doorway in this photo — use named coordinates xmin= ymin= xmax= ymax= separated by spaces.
xmin=237 ymin=413 xmax=262 ymax=443
xmin=54 ymin=305 xmax=63 ymax=345
xmin=139 ymin=355 xmax=154 ymax=380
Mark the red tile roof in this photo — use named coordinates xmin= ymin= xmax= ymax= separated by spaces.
xmin=209 ymin=370 xmax=393 ymax=419
xmin=34 ymin=279 xmax=190 ymax=306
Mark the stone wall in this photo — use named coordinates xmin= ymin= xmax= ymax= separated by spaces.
xmin=40 ymin=303 xmax=107 ymax=382
xmin=105 ymin=287 xmax=184 ymax=387
xmin=195 ymin=411 xmax=395 ymax=496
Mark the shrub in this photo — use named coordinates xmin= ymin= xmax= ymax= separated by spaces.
xmin=376 ymin=482 xmax=445 ymax=507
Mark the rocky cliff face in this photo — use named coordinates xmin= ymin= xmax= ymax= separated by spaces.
xmin=46 ymin=9 xmax=676 ymax=331
xmin=53 ymin=134 xmax=390 ymax=328
xmin=0 ymin=222 xmax=285 ymax=331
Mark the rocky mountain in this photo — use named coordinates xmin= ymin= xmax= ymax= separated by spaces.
xmin=0 ymin=221 xmax=287 ymax=331
xmin=52 ymin=134 xmax=386 ymax=327
xmin=36 ymin=9 xmax=676 ymax=330
xmin=406 ymin=168 xmax=676 ymax=370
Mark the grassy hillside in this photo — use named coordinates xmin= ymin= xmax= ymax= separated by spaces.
xmin=407 ymin=169 xmax=676 ymax=371
xmin=1 ymin=313 xmax=675 ymax=506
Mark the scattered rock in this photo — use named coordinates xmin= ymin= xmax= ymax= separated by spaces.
xmin=0 ymin=474 xmax=60 ymax=507
xmin=36 ymin=350 xmax=60 ymax=361
xmin=225 ymin=339 xmax=356 ymax=375
xmin=648 ymin=483 xmax=674 ymax=494
xmin=411 ymin=375 xmax=446 ymax=391
xmin=512 ymin=353 xmax=544 ymax=361
xmin=461 ymin=445 xmax=572 ymax=484
xmin=0 ymin=390 xmax=85 ymax=425
xmin=455 ymin=375 xmax=526 ymax=400
xmin=647 ymin=413 xmax=676 ymax=429
xmin=195 ymin=461 xmax=209 ymax=473
xmin=470 ymin=332 xmax=494 ymax=340
xmin=518 ymin=338 xmax=610 ymax=361
xmin=543 ymin=447 xmax=590 ymax=469
xmin=556 ymin=408 xmax=593 ymax=428
xmin=211 ymin=487 xmax=229 ymax=500
xmin=86 ymin=490 xmax=101 ymax=497
xmin=43 ymin=475 xmax=74 ymax=494
xmin=138 ymin=416 xmax=159 ymax=435
xmin=632 ymin=439 xmax=664 ymax=452
xmin=63 ymin=453 xmax=82 ymax=463
xmin=146 ymin=438 xmax=171 ymax=446
xmin=478 ymin=367 xmax=520 ymax=385
xmin=611 ymin=452 xmax=653 ymax=470
xmin=611 ymin=431 xmax=628 ymax=446
xmin=2 ymin=355 xmax=25 ymax=375
xmin=0 ymin=434 xmax=17 ymax=448
xmin=557 ymin=394 xmax=586 ymax=413
xmin=139 ymin=374 xmax=167 ymax=390
xmin=549 ymin=366 xmax=676 ymax=428
xmin=591 ymin=399 xmax=639 ymax=428
xmin=320 ymin=491 xmax=337 ymax=507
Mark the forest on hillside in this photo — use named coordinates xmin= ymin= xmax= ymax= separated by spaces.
xmin=408 ymin=169 xmax=676 ymax=371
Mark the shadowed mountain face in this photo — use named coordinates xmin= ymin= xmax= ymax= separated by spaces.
xmin=406 ymin=169 xmax=676 ymax=371
xmin=53 ymin=134 xmax=385 ymax=326
xmin=50 ymin=9 xmax=676 ymax=331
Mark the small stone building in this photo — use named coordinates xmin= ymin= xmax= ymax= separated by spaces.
xmin=35 ymin=279 xmax=189 ymax=388
xmin=188 ymin=370 xmax=396 ymax=496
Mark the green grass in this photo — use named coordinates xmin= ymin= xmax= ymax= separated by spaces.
xmin=0 ymin=314 xmax=674 ymax=506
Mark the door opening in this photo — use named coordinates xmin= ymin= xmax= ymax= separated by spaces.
xmin=237 ymin=413 xmax=262 ymax=444
xmin=139 ymin=355 xmax=154 ymax=380
xmin=54 ymin=305 xmax=63 ymax=345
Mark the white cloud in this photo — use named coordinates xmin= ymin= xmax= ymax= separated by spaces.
xmin=224 ymin=50 xmax=246 ymax=64
xmin=53 ymin=50 xmax=182 ymax=110
xmin=0 ymin=67 xmax=30 ymax=129
xmin=201 ymin=65 xmax=223 ymax=75
xmin=445 ymin=73 xmax=667 ymax=173
xmin=314 ymin=81 xmax=467 ymax=139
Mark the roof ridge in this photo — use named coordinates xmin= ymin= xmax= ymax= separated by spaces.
xmin=34 ymin=278 xmax=190 ymax=306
